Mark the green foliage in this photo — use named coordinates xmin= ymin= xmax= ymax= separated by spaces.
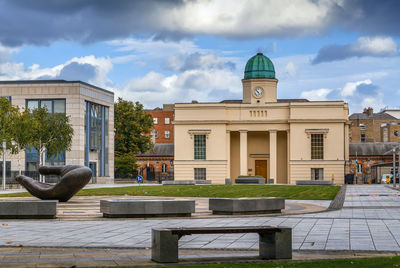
xmin=114 ymin=97 xmax=153 ymax=177
xmin=0 ymin=97 xmax=21 ymax=154
xmin=28 ymin=107 xmax=74 ymax=162
xmin=114 ymin=97 xmax=153 ymax=154
xmin=114 ymin=153 xmax=136 ymax=178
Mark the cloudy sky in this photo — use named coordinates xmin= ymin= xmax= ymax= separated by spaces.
xmin=0 ymin=0 xmax=399 ymax=114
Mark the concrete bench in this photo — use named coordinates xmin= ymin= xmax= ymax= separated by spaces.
xmin=152 ymin=226 xmax=292 ymax=263
xmin=100 ymin=200 xmax=195 ymax=218
xmin=209 ymin=198 xmax=285 ymax=215
xmin=162 ymin=180 xmax=212 ymax=185
xmin=0 ymin=200 xmax=57 ymax=219
xmin=296 ymin=180 xmax=333 ymax=185
xmin=162 ymin=180 xmax=195 ymax=185
xmin=235 ymin=177 xmax=265 ymax=184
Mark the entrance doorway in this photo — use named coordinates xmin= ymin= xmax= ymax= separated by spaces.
xmin=255 ymin=160 xmax=268 ymax=182
xmin=146 ymin=165 xmax=155 ymax=181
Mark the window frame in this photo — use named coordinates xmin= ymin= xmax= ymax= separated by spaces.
xmin=153 ymin=117 xmax=158 ymax=124
xmin=165 ymin=117 xmax=170 ymax=124
xmin=360 ymin=133 xmax=366 ymax=142
xmin=194 ymin=168 xmax=206 ymax=180
xmin=311 ymin=168 xmax=323 ymax=180
xmin=194 ymin=134 xmax=206 ymax=160
xmin=311 ymin=134 xmax=324 ymax=160
xmin=165 ymin=130 xmax=170 ymax=139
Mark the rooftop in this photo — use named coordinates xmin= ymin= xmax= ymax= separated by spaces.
xmin=0 ymin=80 xmax=114 ymax=95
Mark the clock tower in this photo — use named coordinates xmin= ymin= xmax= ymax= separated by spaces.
xmin=242 ymin=53 xmax=278 ymax=104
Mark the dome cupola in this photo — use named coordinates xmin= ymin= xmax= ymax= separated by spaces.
xmin=244 ymin=53 xmax=275 ymax=79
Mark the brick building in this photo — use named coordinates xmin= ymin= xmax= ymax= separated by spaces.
xmin=349 ymin=142 xmax=398 ymax=183
xmin=349 ymin=107 xmax=400 ymax=142
xmin=135 ymin=104 xmax=174 ymax=182
xmin=148 ymin=104 xmax=174 ymax=144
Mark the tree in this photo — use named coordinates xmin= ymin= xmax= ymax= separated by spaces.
xmin=0 ymin=97 xmax=20 ymax=155
xmin=27 ymin=107 xmax=74 ymax=182
xmin=114 ymin=97 xmax=153 ymax=178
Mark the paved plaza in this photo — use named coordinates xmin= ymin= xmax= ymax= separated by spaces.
xmin=0 ymin=184 xmax=400 ymax=266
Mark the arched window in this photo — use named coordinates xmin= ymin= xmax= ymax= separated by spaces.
xmin=161 ymin=164 xmax=168 ymax=173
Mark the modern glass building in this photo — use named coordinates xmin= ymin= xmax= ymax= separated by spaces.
xmin=0 ymin=80 xmax=114 ymax=183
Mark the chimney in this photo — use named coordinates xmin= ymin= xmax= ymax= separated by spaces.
xmin=367 ymin=107 xmax=373 ymax=116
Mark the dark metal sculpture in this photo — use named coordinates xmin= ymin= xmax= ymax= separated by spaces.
xmin=15 ymin=165 xmax=92 ymax=202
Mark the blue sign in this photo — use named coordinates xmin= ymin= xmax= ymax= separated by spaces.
xmin=136 ymin=175 xmax=143 ymax=183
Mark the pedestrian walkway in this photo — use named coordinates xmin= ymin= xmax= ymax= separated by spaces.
xmin=0 ymin=184 xmax=399 ymax=266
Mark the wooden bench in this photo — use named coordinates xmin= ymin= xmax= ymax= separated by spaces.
xmin=151 ymin=226 xmax=292 ymax=263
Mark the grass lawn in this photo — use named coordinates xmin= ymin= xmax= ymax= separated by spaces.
xmin=136 ymin=256 xmax=400 ymax=268
xmin=0 ymin=185 xmax=340 ymax=200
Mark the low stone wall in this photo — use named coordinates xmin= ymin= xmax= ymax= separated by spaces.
xmin=209 ymin=197 xmax=285 ymax=215
xmin=235 ymin=177 xmax=265 ymax=184
xmin=162 ymin=180 xmax=212 ymax=185
xmin=296 ymin=180 xmax=333 ymax=185
xmin=0 ymin=200 xmax=57 ymax=219
xmin=100 ymin=200 xmax=195 ymax=217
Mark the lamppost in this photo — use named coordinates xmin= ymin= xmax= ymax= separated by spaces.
xmin=2 ymin=140 xmax=6 ymax=191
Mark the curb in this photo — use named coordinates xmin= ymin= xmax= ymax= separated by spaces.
xmin=328 ymin=185 xmax=346 ymax=211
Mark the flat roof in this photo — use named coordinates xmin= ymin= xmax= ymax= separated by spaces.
xmin=0 ymin=80 xmax=114 ymax=95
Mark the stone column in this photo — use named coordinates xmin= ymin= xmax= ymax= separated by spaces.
xmin=286 ymin=130 xmax=290 ymax=184
xmin=239 ymin=130 xmax=248 ymax=176
xmin=269 ymin=130 xmax=277 ymax=184
xmin=226 ymin=130 xmax=231 ymax=179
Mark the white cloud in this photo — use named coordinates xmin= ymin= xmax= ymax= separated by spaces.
xmin=300 ymin=88 xmax=332 ymax=100
xmin=0 ymin=55 xmax=113 ymax=88
xmin=340 ymin=79 xmax=372 ymax=97
xmin=164 ymin=0 xmax=335 ymax=37
xmin=354 ymin=36 xmax=398 ymax=56
xmin=285 ymin=61 xmax=297 ymax=76
xmin=118 ymin=68 xmax=241 ymax=108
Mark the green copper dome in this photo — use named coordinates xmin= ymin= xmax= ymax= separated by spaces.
xmin=244 ymin=53 xmax=275 ymax=79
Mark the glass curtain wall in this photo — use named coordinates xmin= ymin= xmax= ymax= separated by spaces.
xmin=25 ymin=99 xmax=66 ymax=172
xmin=85 ymin=101 xmax=109 ymax=177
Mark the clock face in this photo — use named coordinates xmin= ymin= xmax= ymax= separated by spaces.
xmin=253 ymin=87 xmax=263 ymax=98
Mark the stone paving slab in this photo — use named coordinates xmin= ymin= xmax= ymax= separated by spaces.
xmin=0 ymin=183 xmax=400 ymax=266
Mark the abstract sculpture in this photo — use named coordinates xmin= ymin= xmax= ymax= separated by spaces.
xmin=15 ymin=165 xmax=92 ymax=202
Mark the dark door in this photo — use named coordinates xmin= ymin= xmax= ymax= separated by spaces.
xmin=255 ymin=160 xmax=268 ymax=182
xmin=89 ymin=162 xmax=97 ymax=183
xmin=146 ymin=166 xmax=155 ymax=181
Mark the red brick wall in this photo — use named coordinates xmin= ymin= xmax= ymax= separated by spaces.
xmin=148 ymin=109 xmax=174 ymax=144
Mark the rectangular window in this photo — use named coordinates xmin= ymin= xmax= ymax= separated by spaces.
xmin=53 ymin=99 xmax=66 ymax=113
xmin=359 ymin=124 xmax=366 ymax=131
xmin=165 ymin=118 xmax=170 ymax=124
xmin=361 ymin=133 xmax=366 ymax=142
xmin=165 ymin=130 xmax=170 ymax=139
xmin=26 ymin=99 xmax=66 ymax=114
xmin=153 ymin=118 xmax=158 ymax=124
xmin=154 ymin=130 xmax=158 ymax=139
xmin=311 ymin=134 xmax=323 ymax=160
xmin=311 ymin=168 xmax=323 ymax=180
xmin=0 ymin=96 xmax=11 ymax=102
xmin=194 ymin=135 xmax=206 ymax=160
xmin=194 ymin=168 xmax=206 ymax=180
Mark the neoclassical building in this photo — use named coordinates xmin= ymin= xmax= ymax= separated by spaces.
xmin=174 ymin=53 xmax=349 ymax=184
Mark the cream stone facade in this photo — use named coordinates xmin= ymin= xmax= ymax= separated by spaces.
xmin=0 ymin=80 xmax=114 ymax=183
xmin=174 ymin=53 xmax=349 ymax=185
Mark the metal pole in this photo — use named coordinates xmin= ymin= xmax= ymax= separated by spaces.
xmin=2 ymin=140 xmax=6 ymax=191
xmin=397 ymin=151 xmax=400 ymax=188
xmin=393 ymin=149 xmax=396 ymax=188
